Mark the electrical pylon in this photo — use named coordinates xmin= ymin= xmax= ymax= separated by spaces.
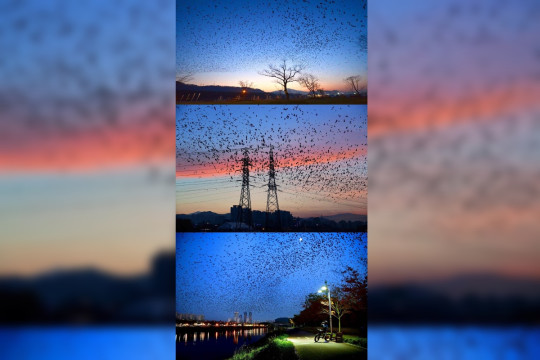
xmin=236 ymin=149 xmax=253 ymax=230
xmin=265 ymin=146 xmax=281 ymax=231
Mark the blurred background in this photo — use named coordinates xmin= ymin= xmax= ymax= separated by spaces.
xmin=0 ymin=0 xmax=174 ymax=358
xmin=369 ymin=0 xmax=540 ymax=358
xmin=1 ymin=0 xmax=539 ymax=359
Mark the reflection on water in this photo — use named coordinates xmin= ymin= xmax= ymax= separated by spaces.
xmin=176 ymin=328 xmax=268 ymax=360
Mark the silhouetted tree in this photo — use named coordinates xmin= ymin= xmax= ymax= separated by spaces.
xmin=177 ymin=73 xmax=194 ymax=83
xmin=344 ymin=75 xmax=366 ymax=95
xmin=239 ymin=80 xmax=253 ymax=89
xmin=259 ymin=60 xmax=304 ymax=100
xmin=298 ymin=74 xmax=320 ymax=98
xmin=238 ymin=80 xmax=253 ymax=96
xmin=293 ymin=292 xmax=326 ymax=326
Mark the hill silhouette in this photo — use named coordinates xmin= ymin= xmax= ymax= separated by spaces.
xmin=370 ymin=274 xmax=540 ymax=324
xmin=0 ymin=252 xmax=174 ymax=324
xmin=176 ymin=211 xmax=367 ymax=232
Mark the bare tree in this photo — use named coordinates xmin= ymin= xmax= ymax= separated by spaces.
xmin=177 ymin=73 xmax=194 ymax=83
xmin=298 ymin=74 xmax=320 ymax=98
xmin=239 ymin=80 xmax=253 ymax=95
xmin=259 ymin=60 xmax=304 ymax=100
xmin=239 ymin=80 xmax=253 ymax=89
xmin=344 ymin=75 xmax=366 ymax=95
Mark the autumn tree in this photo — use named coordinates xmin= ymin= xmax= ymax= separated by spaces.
xmin=340 ymin=266 xmax=367 ymax=312
xmin=293 ymin=266 xmax=367 ymax=334
xmin=298 ymin=74 xmax=320 ymax=98
xmin=339 ymin=266 xmax=367 ymax=336
xmin=259 ymin=60 xmax=304 ymax=100
xmin=344 ymin=75 xmax=366 ymax=95
xmin=293 ymin=293 xmax=326 ymax=326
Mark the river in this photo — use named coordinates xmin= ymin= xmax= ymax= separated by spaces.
xmin=176 ymin=327 xmax=269 ymax=360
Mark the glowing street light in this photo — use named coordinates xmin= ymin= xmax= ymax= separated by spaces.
xmin=318 ymin=280 xmax=333 ymax=337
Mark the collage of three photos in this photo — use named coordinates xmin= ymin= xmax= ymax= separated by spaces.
xmin=176 ymin=1 xmax=367 ymax=359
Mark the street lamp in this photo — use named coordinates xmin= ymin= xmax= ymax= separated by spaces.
xmin=318 ymin=280 xmax=333 ymax=336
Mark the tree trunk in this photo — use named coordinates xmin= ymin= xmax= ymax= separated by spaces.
xmin=284 ymin=84 xmax=290 ymax=100
xmin=338 ymin=317 xmax=341 ymax=332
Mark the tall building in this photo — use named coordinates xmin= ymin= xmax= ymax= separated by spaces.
xmin=239 ymin=314 xmax=243 ymax=323
xmin=230 ymin=205 xmax=241 ymax=222
xmin=249 ymin=312 xmax=252 ymax=323
xmin=234 ymin=311 xmax=239 ymax=323
xmin=244 ymin=312 xmax=247 ymax=324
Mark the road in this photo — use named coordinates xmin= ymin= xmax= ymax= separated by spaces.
xmin=287 ymin=331 xmax=366 ymax=360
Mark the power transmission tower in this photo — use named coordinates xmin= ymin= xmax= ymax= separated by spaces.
xmin=236 ymin=149 xmax=252 ymax=230
xmin=265 ymin=146 xmax=281 ymax=231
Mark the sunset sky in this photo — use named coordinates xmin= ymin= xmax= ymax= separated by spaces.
xmin=0 ymin=1 xmax=175 ymax=277
xmin=176 ymin=105 xmax=367 ymax=217
xmin=368 ymin=0 xmax=540 ymax=284
xmin=176 ymin=0 xmax=367 ymax=92
xmin=2 ymin=0 xmax=539 ymax=287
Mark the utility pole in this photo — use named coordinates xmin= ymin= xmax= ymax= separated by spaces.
xmin=265 ymin=146 xmax=281 ymax=231
xmin=326 ymin=280 xmax=333 ymax=336
xmin=236 ymin=148 xmax=252 ymax=230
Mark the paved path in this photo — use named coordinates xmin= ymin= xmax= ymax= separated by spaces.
xmin=287 ymin=331 xmax=366 ymax=360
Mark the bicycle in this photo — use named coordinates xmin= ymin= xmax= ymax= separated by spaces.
xmin=314 ymin=328 xmax=332 ymax=342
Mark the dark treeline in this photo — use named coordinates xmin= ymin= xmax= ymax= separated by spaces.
xmin=370 ymin=285 xmax=540 ymax=324
xmin=0 ymin=252 xmax=174 ymax=324
xmin=176 ymin=213 xmax=367 ymax=232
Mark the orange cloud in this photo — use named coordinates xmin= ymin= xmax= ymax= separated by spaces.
xmin=370 ymin=83 xmax=540 ymax=137
xmin=176 ymin=146 xmax=366 ymax=178
xmin=0 ymin=122 xmax=173 ymax=172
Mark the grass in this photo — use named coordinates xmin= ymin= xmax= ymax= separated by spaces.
xmin=342 ymin=335 xmax=367 ymax=349
xmin=229 ymin=334 xmax=298 ymax=360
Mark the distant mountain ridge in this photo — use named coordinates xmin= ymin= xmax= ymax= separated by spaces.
xmin=177 ymin=211 xmax=229 ymax=225
xmin=0 ymin=252 xmax=175 ymax=323
xmin=177 ymin=82 xmax=266 ymax=94
xmin=177 ymin=211 xmax=365 ymax=222
xmin=177 ymin=82 xmax=352 ymax=97
xmin=270 ymin=88 xmax=309 ymax=95
xmin=321 ymin=213 xmax=367 ymax=222
xmin=270 ymin=89 xmax=352 ymax=96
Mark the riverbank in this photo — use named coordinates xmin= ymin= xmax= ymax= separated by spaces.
xmin=228 ymin=332 xmax=298 ymax=360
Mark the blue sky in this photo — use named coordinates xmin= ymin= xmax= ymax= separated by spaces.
xmin=176 ymin=232 xmax=367 ymax=321
xmin=176 ymin=0 xmax=367 ymax=91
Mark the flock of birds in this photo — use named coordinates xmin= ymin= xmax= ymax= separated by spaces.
xmin=176 ymin=105 xmax=367 ymax=213
xmin=176 ymin=232 xmax=367 ymax=318
xmin=177 ymin=0 xmax=367 ymax=76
